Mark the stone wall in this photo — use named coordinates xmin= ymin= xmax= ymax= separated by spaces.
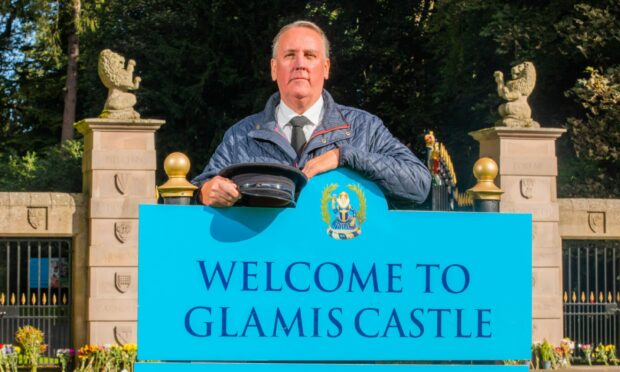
xmin=559 ymin=198 xmax=620 ymax=239
xmin=0 ymin=192 xmax=88 ymax=349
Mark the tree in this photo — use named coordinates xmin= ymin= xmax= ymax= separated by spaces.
xmin=61 ymin=0 xmax=80 ymax=142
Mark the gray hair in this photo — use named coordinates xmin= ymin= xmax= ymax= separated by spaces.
xmin=271 ymin=20 xmax=330 ymax=59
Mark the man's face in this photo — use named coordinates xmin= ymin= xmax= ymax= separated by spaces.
xmin=271 ymin=27 xmax=330 ymax=111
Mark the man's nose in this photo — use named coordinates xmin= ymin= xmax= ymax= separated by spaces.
xmin=293 ymin=53 xmax=307 ymax=68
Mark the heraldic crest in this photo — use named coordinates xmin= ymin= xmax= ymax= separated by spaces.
xmin=321 ymin=183 xmax=366 ymax=240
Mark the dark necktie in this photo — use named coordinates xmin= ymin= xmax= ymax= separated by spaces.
xmin=290 ymin=116 xmax=311 ymax=156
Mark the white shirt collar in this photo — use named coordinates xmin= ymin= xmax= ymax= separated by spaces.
xmin=276 ymin=96 xmax=324 ymax=141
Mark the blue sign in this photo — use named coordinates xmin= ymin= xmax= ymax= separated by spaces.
xmin=136 ymin=364 xmax=527 ymax=371
xmin=137 ymin=169 xmax=531 ymax=365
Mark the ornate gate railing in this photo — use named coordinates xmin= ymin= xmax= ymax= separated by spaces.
xmin=424 ymin=131 xmax=472 ymax=211
xmin=563 ymin=239 xmax=620 ymax=349
xmin=0 ymin=238 xmax=72 ymax=356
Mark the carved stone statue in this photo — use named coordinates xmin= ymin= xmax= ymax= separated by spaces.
xmin=98 ymin=49 xmax=141 ymax=119
xmin=494 ymin=61 xmax=540 ymax=128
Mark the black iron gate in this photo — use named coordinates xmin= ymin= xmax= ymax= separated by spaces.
xmin=0 ymin=238 xmax=72 ymax=356
xmin=563 ymin=240 xmax=620 ymax=348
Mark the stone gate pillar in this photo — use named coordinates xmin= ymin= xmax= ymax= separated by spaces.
xmin=470 ymin=127 xmax=566 ymax=344
xmin=76 ymin=118 xmax=165 ymax=345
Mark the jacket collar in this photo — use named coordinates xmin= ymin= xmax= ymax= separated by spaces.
xmin=249 ymin=90 xmax=351 ymax=162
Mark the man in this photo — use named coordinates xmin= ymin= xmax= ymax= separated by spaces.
xmin=193 ymin=20 xmax=430 ymax=208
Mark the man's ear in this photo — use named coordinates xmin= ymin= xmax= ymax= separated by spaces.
xmin=323 ymin=58 xmax=331 ymax=80
xmin=271 ymin=58 xmax=277 ymax=81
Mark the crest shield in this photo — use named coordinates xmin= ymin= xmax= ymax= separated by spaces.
xmin=114 ymin=173 xmax=128 ymax=195
xmin=27 ymin=207 xmax=47 ymax=230
xmin=321 ymin=183 xmax=366 ymax=240
xmin=115 ymin=272 xmax=132 ymax=293
xmin=588 ymin=212 xmax=605 ymax=234
xmin=520 ymin=178 xmax=534 ymax=199
xmin=114 ymin=221 xmax=131 ymax=243
xmin=114 ymin=326 xmax=133 ymax=345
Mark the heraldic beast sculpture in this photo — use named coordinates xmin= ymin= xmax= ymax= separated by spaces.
xmin=98 ymin=49 xmax=141 ymax=119
xmin=494 ymin=61 xmax=540 ymax=128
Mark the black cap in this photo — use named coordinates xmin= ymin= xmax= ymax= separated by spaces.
xmin=219 ymin=163 xmax=308 ymax=207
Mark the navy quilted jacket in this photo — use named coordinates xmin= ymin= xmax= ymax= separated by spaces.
xmin=192 ymin=90 xmax=431 ymax=206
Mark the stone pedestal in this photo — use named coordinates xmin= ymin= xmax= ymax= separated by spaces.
xmin=76 ymin=118 xmax=165 ymax=345
xmin=470 ymin=127 xmax=565 ymax=344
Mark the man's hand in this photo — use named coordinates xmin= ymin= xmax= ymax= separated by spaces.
xmin=199 ymin=176 xmax=241 ymax=207
xmin=302 ymin=149 xmax=340 ymax=179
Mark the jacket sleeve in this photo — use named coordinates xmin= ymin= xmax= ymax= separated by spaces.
xmin=338 ymin=116 xmax=431 ymax=205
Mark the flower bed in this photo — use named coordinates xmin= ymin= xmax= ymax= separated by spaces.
xmin=1 ymin=325 xmax=136 ymax=372
xmin=531 ymin=338 xmax=618 ymax=369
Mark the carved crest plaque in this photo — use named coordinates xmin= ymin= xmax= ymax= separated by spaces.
xmin=115 ymin=272 xmax=132 ymax=293
xmin=114 ymin=221 xmax=131 ymax=243
xmin=114 ymin=326 xmax=133 ymax=345
xmin=588 ymin=212 xmax=606 ymax=234
xmin=27 ymin=207 xmax=47 ymax=230
xmin=520 ymin=178 xmax=534 ymax=199
xmin=114 ymin=173 xmax=128 ymax=195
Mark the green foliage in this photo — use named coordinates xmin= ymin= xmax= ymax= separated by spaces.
xmin=539 ymin=340 xmax=556 ymax=363
xmin=0 ymin=0 xmax=618 ymax=196
xmin=15 ymin=325 xmax=46 ymax=371
xmin=566 ymin=66 xmax=620 ymax=162
xmin=0 ymin=140 xmax=83 ymax=192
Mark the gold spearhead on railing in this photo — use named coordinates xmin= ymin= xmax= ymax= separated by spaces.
xmin=0 ymin=292 xmax=4 ymax=305
xmin=42 ymin=292 xmax=47 ymax=305
xmin=62 ymin=293 xmax=68 ymax=305
xmin=563 ymin=292 xmax=568 ymax=302
xmin=572 ymin=291 xmax=576 ymax=302
xmin=21 ymin=293 xmax=26 ymax=305
xmin=52 ymin=293 xmax=57 ymax=305
xmin=10 ymin=292 xmax=16 ymax=305
xmin=31 ymin=293 xmax=36 ymax=305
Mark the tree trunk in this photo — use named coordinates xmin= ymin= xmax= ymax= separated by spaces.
xmin=61 ymin=0 xmax=81 ymax=143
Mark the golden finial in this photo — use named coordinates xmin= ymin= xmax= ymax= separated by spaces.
xmin=0 ymin=292 xmax=4 ymax=305
xmin=158 ymin=152 xmax=198 ymax=199
xmin=21 ymin=293 xmax=26 ymax=305
xmin=617 ymin=292 xmax=620 ymax=302
xmin=10 ymin=293 xmax=15 ymax=305
xmin=572 ymin=291 xmax=576 ymax=302
xmin=608 ymin=292 xmax=612 ymax=302
xmin=467 ymin=157 xmax=503 ymax=202
xmin=31 ymin=293 xmax=36 ymax=305
xmin=590 ymin=291 xmax=595 ymax=303
xmin=581 ymin=292 xmax=585 ymax=302
xmin=599 ymin=292 xmax=603 ymax=302
xmin=62 ymin=293 xmax=67 ymax=305
xmin=52 ymin=293 xmax=57 ymax=305
xmin=563 ymin=292 xmax=568 ymax=302
xmin=42 ymin=293 xmax=47 ymax=305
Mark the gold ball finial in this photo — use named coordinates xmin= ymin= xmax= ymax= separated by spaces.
xmin=164 ymin=152 xmax=191 ymax=178
xmin=158 ymin=152 xmax=197 ymax=199
xmin=467 ymin=157 xmax=503 ymax=201
xmin=473 ymin=157 xmax=499 ymax=182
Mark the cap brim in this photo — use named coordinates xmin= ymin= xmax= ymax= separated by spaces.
xmin=219 ymin=163 xmax=307 ymax=189
xmin=219 ymin=163 xmax=307 ymax=208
